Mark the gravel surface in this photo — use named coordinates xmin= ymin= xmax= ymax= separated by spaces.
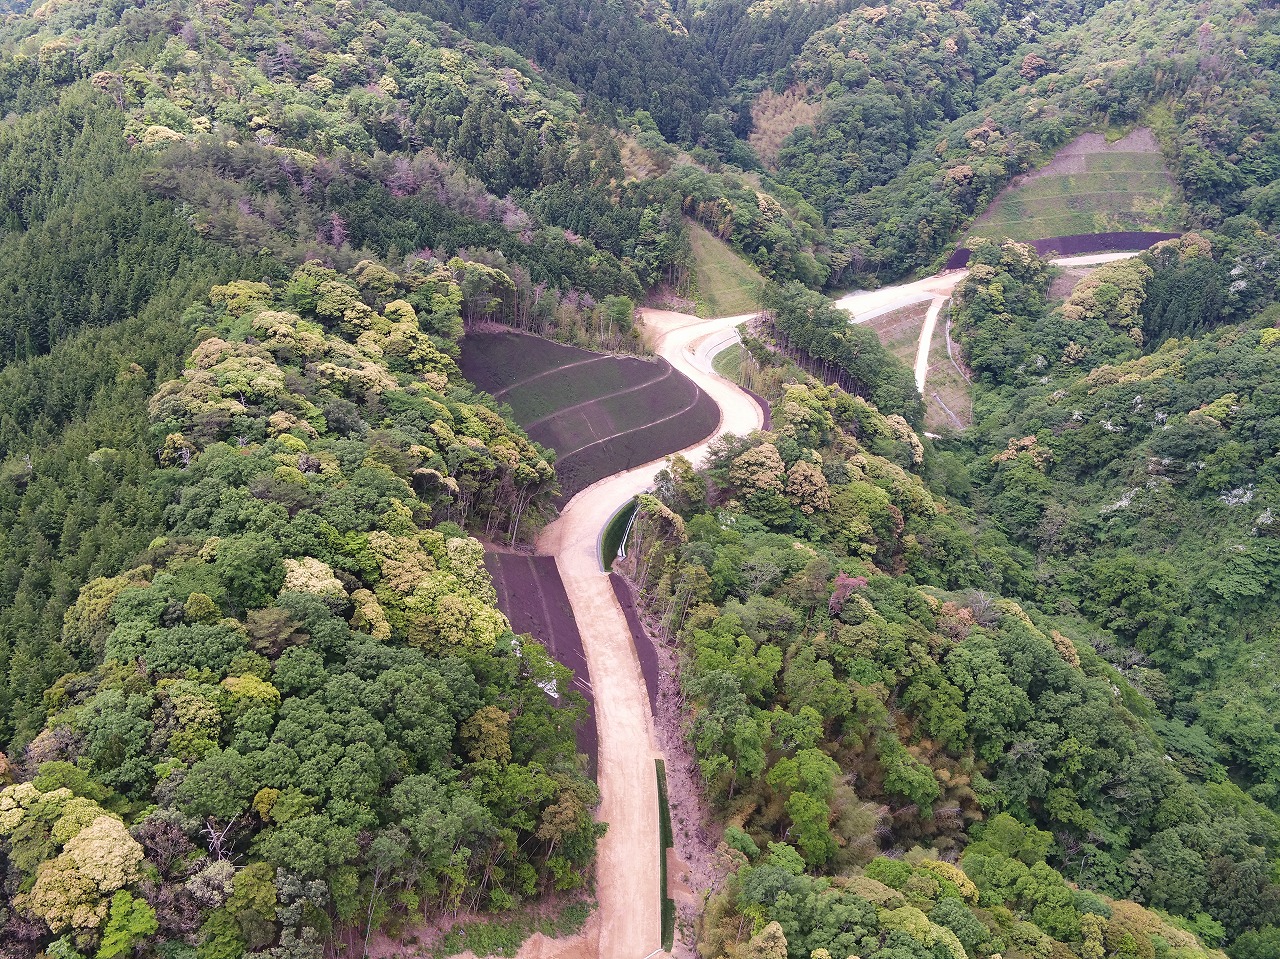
xmin=534 ymin=310 xmax=763 ymax=959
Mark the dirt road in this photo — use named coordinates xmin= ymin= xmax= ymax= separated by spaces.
xmin=912 ymin=296 xmax=948 ymax=394
xmin=536 ymin=310 xmax=764 ymax=959
xmin=834 ymin=272 xmax=966 ymax=322
xmin=838 ymin=251 xmax=1141 ymax=396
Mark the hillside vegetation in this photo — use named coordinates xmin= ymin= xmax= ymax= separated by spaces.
xmin=684 ymin=0 xmax=1280 ymax=282
xmin=2 ymin=0 xmax=1280 ymax=956
xmin=688 ymin=221 xmax=767 ymax=318
xmin=622 ymin=383 xmax=1264 ymax=958
xmin=0 ymin=265 xmax=600 ymax=957
xmin=969 ymin=128 xmax=1186 ymax=244
xmin=951 ymin=232 xmax=1280 ymax=808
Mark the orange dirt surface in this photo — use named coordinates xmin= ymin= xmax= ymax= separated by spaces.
xmin=533 ymin=310 xmax=763 ymax=959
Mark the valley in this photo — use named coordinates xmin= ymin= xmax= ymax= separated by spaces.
xmin=1 ymin=1 xmax=1280 ymax=958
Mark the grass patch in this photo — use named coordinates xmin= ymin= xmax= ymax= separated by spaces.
xmin=656 ymin=758 xmax=675 ymax=953
xmin=969 ymin=134 xmax=1184 ymax=244
xmin=688 ymin=220 xmax=765 ymax=318
xmin=431 ymin=901 xmax=593 ymax=958
xmin=601 ymin=498 xmax=638 ymax=570
xmin=712 ymin=341 xmax=742 ymax=380
xmin=865 ymin=302 xmax=929 ymax=367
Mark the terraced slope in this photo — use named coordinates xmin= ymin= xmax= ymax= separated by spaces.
xmin=461 ymin=331 xmax=720 ymax=501
xmin=968 ymin=127 xmax=1184 ymax=243
xmin=485 ymin=552 xmax=598 ymax=775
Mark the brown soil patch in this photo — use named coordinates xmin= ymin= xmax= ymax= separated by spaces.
xmin=748 ymin=85 xmax=822 ymax=169
xmin=365 ymin=901 xmax=599 ymax=959
xmin=866 ymin=301 xmax=930 ymax=366
xmin=1049 ymin=265 xmax=1097 ymax=304
xmin=462 ymin=331 xmax=719 ymax=504
xmin=1019 ymin=127 xmax=1163 ymax=182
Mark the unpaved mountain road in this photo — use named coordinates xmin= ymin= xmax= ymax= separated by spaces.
xmin=836 ymin=250 xmax=1144 ymax=396
xmin=504 ymin=256 xmax=1152 ymax=959
xmin=530 ymin=310 xmax=763 ymax=959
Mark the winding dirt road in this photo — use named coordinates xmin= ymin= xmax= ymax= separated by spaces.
xmin=534 ymin=310 xmax=764 ymax=959
xmin=836 ymin=250 xmax=1145 ymax=396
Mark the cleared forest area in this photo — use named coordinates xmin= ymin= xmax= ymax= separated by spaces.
xmin=462 ymin=331 xmax=719 ymax=502
xmin=969 ymin=128 xmax=1184 ymax=243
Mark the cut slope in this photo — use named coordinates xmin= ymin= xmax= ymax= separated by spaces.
xmin=863 ymin=300 xmax=931 ymax=367
xmin=485 ymin=552 xmax=598 ymax=774
xmin=461 ymin=331 xmax=720 ymax=502
xmin=969 ymin=127 xmax=1184 ymax=243
xmin=688 ymin=220 xmax=766 ymax=318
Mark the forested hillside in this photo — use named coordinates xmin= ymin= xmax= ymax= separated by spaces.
xmin=623 ymin=383 xmax=1274 ymax=957
xmin=677 ymin=0 xmax=1280 ymax=282
xmin=400 ymin=0 xmax=726 ymax=143
xmin=2 ymin=0 xmax=1280 ymax=956
xmin=948 ymin=232 xmax=1280 ymax=816
xmin=1 ymin=264 xmax=600 ymax=958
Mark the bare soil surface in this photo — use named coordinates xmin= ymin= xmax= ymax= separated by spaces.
xmin=535 ymin=310 xmax=764 ymax=959
xmin=366 ymin=899 xmax=600 ymax=959
xmin=609 ymin=574 xmax=660 ymax=715
xmin=865 ymin=301 xmax=930 ymax=366
xmin=485 ymin=553 xmax=598 ymax=775
xmin=1049 ymin=265 xmax=1095 ymax=303
xmin=1015 ymin=127 xmax=1163 ymax=182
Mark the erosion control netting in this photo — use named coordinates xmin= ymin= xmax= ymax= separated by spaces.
xmin=484 ymin=552 xmax=598 ymax=777
xmin=945 ymin=231 xmax=1180 ymax=270
xmin=462 ymin=331 xmax=721 ymax=503
xmin=1032 ymin=231 xmax=1181 ymax=256
xmin=609 ymin=573 xmax=660 ymax=717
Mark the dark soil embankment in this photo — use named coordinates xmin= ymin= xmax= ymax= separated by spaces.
xmin=945 ymin=231 xmax=1180 ymax=269
xmin=485 ymin=552 xmax=598 ymax=776
xmin=462 ymin=331 xmax=721 ymax=503
xmin=609 ymin=573 xmax=660 ymax=717
xmin=742 ymin=385 xmax=771 ymax=430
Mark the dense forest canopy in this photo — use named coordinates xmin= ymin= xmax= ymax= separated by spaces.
xmin=623 ymin=384 xmax=1280 ymax=956
xmin=1 ymin=0 xmax=1280 ymax=956
xmin=1 ymin=263 xmax=600 ymax=957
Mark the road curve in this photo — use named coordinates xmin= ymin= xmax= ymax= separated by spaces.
xmin=535 ymin=310 xmax=764 ymax=959
xmin=837 ymin=251 xmax=1143 ymax=396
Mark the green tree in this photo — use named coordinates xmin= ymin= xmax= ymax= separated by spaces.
xmin=96 ymin=891 xmax=158 ymax=959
